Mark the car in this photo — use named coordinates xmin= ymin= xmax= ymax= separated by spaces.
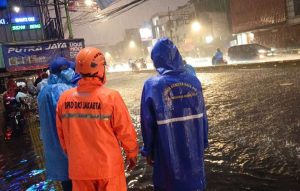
xmin=228 ymin=44 xmax=275 ymax=61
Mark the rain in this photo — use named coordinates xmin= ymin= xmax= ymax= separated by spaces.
xmin=0 ymin=0 xmax=300 ymax=191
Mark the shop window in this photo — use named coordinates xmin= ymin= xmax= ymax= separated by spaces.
xmin=294 ymin=0 xmax=300 ymax=16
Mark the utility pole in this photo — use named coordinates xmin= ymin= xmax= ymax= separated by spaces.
xmin=64 ymin=0 xmax=73 ymax=39
xmin=168 ymin=7 xmax=173 ymax=41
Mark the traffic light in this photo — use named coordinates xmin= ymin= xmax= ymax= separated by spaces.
xmin=0 ymin=0 xmax=8 ymax=9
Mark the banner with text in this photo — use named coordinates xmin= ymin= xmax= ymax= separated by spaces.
xmin=2 ymin=39 xmax=84 ymax=72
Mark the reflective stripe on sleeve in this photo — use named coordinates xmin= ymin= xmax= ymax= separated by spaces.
xmin=62 ymin=113 xmax=112 ymax=120
xmin=156 ymin=113 xmax=203 ymax=125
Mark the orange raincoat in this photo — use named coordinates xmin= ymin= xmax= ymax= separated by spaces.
xmin=56 ymin=78 xmax=138 ymax=181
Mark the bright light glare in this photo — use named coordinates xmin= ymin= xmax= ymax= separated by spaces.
xmin=85 ymin=0 xmax=93 ymax=6
xmin=191 ymin=21 xmax=201 ymax=32
xmin=105 ymin=52 xmax=111 ymax=57
xmin=108 ymin=64 xmax=131 ymax=73
xmin=13 ymin=6 xmax=20 ymax=13
xmin=129 ymin=41 xmax=136 ymax=48
xmin=205 ymin=35 xmax=214 ymax=44
xmin=258 ymin=49 xmax=267 ymax=54
xmin=139 ymin=28 xmax=153 ymax=40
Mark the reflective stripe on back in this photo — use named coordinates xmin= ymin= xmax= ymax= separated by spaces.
xmin=157 ymin=113 xmax=203 ymax=125
xmin=62 ymin=113 xmax=111 ymax=120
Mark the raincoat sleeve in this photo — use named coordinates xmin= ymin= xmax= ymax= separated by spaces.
xmin=140 ymin=83 xmax=156 ymax=157
xmin=111 ymin=91 xmax=138 ymax=158
xmin=56 ymin=94 xmax=67 ymax=154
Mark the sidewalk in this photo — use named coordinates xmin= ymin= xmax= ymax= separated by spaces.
xmin=196 ymin=59 xmax=300 ymax=72
xmin=127 ymin=59 xmax=300 ymax=74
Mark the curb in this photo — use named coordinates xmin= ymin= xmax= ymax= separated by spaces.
xmin=107 ymin=59 xmax=300 ymax=75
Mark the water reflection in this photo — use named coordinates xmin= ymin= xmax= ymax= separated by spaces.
xmin=1 ymin=68 xmax=300 ymax=190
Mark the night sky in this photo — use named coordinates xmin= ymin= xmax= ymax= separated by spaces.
xmin=71 ymin=0 xmax=189 ymax=46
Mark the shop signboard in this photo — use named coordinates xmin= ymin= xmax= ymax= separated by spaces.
xmin=1 ymin=39 xmax=85 ymax=72
xmin=0 ymin=44 xmax=4 ymax=69
xmin=11 ymin=16 xmax=39 ymax=24
xmin=10 ymin=16 xmax=41 ymax=31
xmin=11 ymin=23 xmax=41 ymax=31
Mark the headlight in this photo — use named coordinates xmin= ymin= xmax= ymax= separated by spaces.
xmin=258 ymin=49 xmax=267 ymax=54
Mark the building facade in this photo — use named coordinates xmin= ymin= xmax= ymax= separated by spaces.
xmin=230 ymin=0 xmax=300 ymax=48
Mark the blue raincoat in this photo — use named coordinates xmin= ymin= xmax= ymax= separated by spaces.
xmin=140 ymin=38 xmax=208 ymax=191
xmin=37 ymin=68 xmax=76 ymax=181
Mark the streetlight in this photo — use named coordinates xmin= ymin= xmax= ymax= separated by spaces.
xmin=13 ymin=6 xmax=20 ymax=13
xmin=205 ymin=35 xmax=214 ymax=44
xmin=105 ymin=52 xmax=111 ymax=58
xmin=85 ymin=0 xmax=93 ymax=6
xmin=191 ymin=21 xmax=201 ymax=32
xmin=129 ymin=40 xmax=136 ymax=48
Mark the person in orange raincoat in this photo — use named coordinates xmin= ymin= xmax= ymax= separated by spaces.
xmin=56 ymin=47 xmax=138 ymax=191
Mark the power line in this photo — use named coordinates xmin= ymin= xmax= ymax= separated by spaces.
xmin=70 ymin=0 xmax=149 ymax=25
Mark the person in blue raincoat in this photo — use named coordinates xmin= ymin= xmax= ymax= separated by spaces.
xmin=140 ymin=38 xmax=209 ymax=191
xmin=183 ymin=59 xmax=196 ymax=76
xmin=37 ymin=57 xmax=77 ymax=191
xmin=212 ymin=48 xmax=224 ymax=65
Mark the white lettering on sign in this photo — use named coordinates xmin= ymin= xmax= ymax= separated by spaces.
xmin=45 ymin=42 xmax=67 ymax=50
xmin=70 ymin=42 xmax=83 ymax=47
xmin=0 ymin=18 xmax=6 ymax=25
xmin=7 ymin=42 xmax=69 ymax=54
xmin=8 ymin=47 xmax=43 ymax=53
xmin=14 ymin=17 xmax=36 ymax=23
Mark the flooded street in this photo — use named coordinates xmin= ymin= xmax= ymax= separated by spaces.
xmin=1 ymin=66 xmax=300 ymax=190
xmin=108 ymin=66 xmax=300 ymax=191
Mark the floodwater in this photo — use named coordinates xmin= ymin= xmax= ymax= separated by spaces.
xmin=1 ymin=66 xmax=300 ymax=191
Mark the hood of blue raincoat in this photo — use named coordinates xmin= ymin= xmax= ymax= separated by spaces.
xmin=48 ymin=68 xmax=76 ymax=85
xmin=49 ymin=57 xmax=73 ymax=74
xmin=151 ymin=38 xmax=185 ymax=74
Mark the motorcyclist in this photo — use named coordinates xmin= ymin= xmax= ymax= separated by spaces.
xmin=212 ymin=48 xmax=224 ymax=65
xmin=36 ymin=72 xmax=49 ymax=93
xmin=3 ymin=80 xmax=25 ymax=140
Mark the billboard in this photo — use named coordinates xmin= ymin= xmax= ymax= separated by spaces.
xmin=139 ymin=28 xmax=153 ymax=41
xmin=230 ymin=0 xmax=287 ymax=33
xmin=0 ymin=0 xmax=8 ymax=9
xmin=2 ymin=39 xmax=84 ymax=72
xmin=96 ymin=0 xmax=116 ymax=9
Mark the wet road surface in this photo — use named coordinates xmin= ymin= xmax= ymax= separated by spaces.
xmin=1 ymin=65 xmax=300 ymax=190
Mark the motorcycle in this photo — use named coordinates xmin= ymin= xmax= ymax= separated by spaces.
xmin=212 ymin=56 xmax=227 ymax=65
xmin=3 ymin=96 xmax=25 ymax=141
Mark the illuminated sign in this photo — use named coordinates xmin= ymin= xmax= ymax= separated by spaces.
xmin=139 ymin=28 xmax=153 ymax=41
xmin=29 ymin=23 xmax=41 ymax=29
xmin=12 ymin=25 xmax=26 ymax=31
xmin=0 ymin=0 xmax=8 ymax=8
xmin=12 ymin=17 xmax=38 ymax=24
xmin=12 ymin=23 xmax=41 ymax=31
xmin=0 ymin=18 xmax=9 ymax=25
